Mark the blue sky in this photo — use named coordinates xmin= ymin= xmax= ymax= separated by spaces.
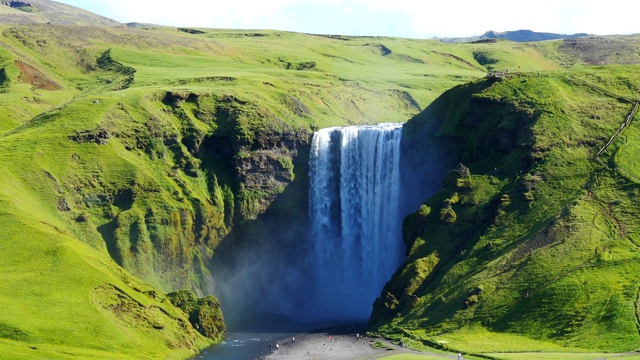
xmin=55 ymin=0 xmax=638 ymax=39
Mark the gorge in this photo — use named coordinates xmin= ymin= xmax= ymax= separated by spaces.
xmin=211 ymin=122 xmax=428 ymax=325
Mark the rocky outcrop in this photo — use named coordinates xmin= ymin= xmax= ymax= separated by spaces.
xmin=2 ymin=1 xmax=32 ymax=9
xmin=96 ymin=49 xmax=136 ymax=89
xmin=233 ymin=130 xmax=311 ymax=221
xmin=69 ymin=126 xmax=111 ymax=145
xmin=167 ymin=290 xmax=225 ymax=343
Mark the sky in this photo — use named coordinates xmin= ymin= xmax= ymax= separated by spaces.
xmin=54 ymin=0 xmax=638 ymax=39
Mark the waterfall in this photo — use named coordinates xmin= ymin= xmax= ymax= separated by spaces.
xmin=307 ymin=123 xmax=404 ymax=320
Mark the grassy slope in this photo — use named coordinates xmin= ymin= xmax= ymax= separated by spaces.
xmin=0 ymin=23 xmax=530 ymax=359
xmin=373 ymin=38 xmax=640 ymax=356
xmin=0 ymin=161 xmax=211 ymax=359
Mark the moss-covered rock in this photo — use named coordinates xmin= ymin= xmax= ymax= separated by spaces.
xmin=167 ymin=290 xmax=226 ymax=343
xmin=439 ymin=207 xmax=457 ymax=224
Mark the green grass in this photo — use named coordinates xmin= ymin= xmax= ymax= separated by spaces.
xmin=428 ymin=326 xmax=590 ymax=353
xmin=0 ymin=170 xmax=211 ymax=358
xmin=488 ymin=354 xmax=640 ymax=360
xmin=378 ymin=346 xmax=489 ymax=360
xmin=375 ymin=63 xmax=640 ymax=354
xmin=381 ymin=355 xmax=461 ymax=360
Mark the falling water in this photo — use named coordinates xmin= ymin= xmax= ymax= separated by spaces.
xmin=307 ymin=123 xmax=404 ymax=320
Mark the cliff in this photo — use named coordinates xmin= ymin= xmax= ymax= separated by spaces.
xmin=372 ymin=66 xmax=640 ymax=354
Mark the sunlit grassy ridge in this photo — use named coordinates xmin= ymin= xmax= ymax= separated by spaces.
xmin=373 ymin=58 xmax=640 ymax=356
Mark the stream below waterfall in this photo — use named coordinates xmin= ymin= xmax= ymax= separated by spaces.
xmin=195 ymin=331 xmax=296 ymax=360
xmin=195 ymin=320 xmax=370 ymax=359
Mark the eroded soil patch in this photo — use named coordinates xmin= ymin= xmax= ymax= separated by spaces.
xmin=15 ymin=60 xmax=62 ymax=90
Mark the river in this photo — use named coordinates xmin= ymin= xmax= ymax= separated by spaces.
xmin=195 ymin=331 xmax=296 ymax=360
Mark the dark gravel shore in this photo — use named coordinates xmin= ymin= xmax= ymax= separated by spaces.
xmin=261 ymin=324 xmax=468 ymax=360
xmin=264 ymin=330 xmax=388 ymax=360
xmin=261 ymin=323 xmax=454 ymax=360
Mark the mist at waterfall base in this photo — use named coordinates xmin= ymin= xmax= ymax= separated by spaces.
xmin=210 ymin=122 xmax=446 ymax=328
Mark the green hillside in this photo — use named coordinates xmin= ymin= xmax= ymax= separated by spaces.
xmin=372 ymin=51 xmax=640 ymax=357
xmin=2 ymin=5 xmax=640 ymax=359
xmin=0 ymin=0 xmax=122 ymax=26
xmin=0 ymin=20 xmax=505 ymax=359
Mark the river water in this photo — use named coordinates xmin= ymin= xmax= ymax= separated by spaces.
xmin=195 ymin=320 xmax=365 ymax=360
xmin=195 ymin=331 xmax=296 ymax=360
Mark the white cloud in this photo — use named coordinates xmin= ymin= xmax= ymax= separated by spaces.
xmin=356 ymin=0 xmax=638 ymax=37
xmin=95 ymin=0 xmax=292 ymax=27
xmin=60 ymin=0 xmax=639 ymax=38
xmin=341 ymin=6 xmax=354 ymax=16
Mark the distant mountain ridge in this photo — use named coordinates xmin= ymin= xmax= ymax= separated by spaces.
xmin=0 ymin=0 xmax=121 ymax=27
xmin=440 ymin=29 xmax=591 ymax=43
xmin=483 ymin=29 xmax=590 ymax=41
xmin=125 ymin=22 xmax=165 ymax=28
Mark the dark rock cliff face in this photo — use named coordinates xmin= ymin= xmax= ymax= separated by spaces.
xmin=175 ymin=92 xmax=312 ymax=299
xmin=206 ymin=129 xmax=313 ymax=324
xmin=231 ymin=130 xmax=311 ymax=222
